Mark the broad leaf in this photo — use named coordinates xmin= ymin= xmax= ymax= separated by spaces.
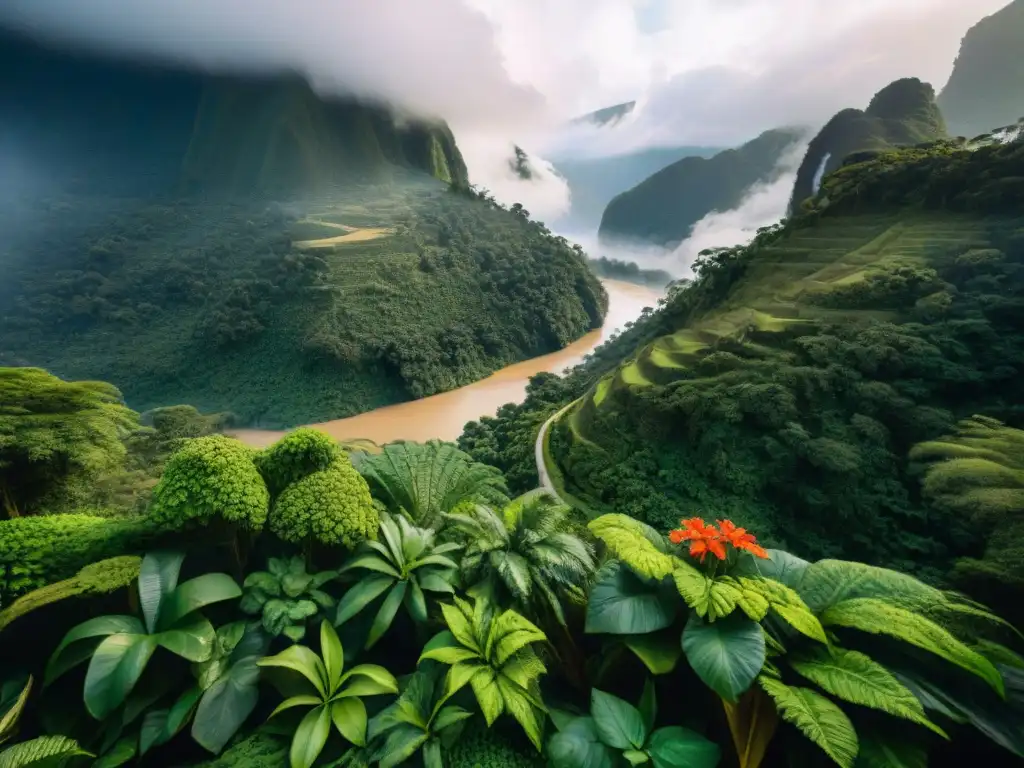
xmin=588 ymin=515 xmax=675 ymax=579
xmin=377 ymin=723 xmax=430 ymax=768
xmin=624 ymin=632 xmax=682 ymax=675
xmin=159 ymin=574 xmax=242 ymax=629
xmin=591 ymin=689 xmax=647 ymax=750
xmin=257 ymin=645 xmax=328 ymax=698
xmin=192 ymin=657 xmax=261 ymax=754
xmin=547 ymin=717 xmax=616 ymax=768
xmin=156 ymin=614 xmax=217 ymax=662
xmin=406 ymin=578 xmax=428 ymax=624
xmin=790 ymin=648 xmax=945 ymax=736
xmin=367 ymin=582 xmax=409 ymax=650
xmin=683 ymin=614 xmax=765 ymax=703
xmin=320 ymin=621 xmax=345 ymax=691
xmin=647 ymin=726 xmax=721 ymax=768
xmin=759 ymin=677 xmax=858 ymax=768
xmin=586 ymin=561 xmax=677 ymax=636
xmin=736 ymin=550 xmax=809 ymax=587
xmin=335 ymin=575 xmax=394 ymax=625
xmin=469 ymin=668 xmax=503 ymax=726
xmin=638 ymin=679 xmax=657 ymax=737
xmin=45 ymin=616 xmax=144 ymax=684
xmin=822 ymin=598 xmax=1003 ymax=695
xmin=92 ymin=737 xmax=136 ymax=768
xmin=84 ymin=634 xmax=158 ymax=719
xmin=139 ymin=709 xmax=170 ymax=756
xmin=0 ymin=675 xmax=31 ymax=745
xmin=290 ymin=705 xmax=332 ymax=768
xmin=331 ymin=698 xmax=368 ymax=746
xmin=0 ymin=736 xmax=91 ymax=768
xmin=138 ymin=552 xmax=184 ymax=635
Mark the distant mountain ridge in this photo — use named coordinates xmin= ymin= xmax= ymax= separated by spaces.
xmin=939 ymin=0 xmax=1024 ymax=138
xmin=571 ymin=101 xmax=637 ymax=127
xmin=789 ymin=77 xmax=946 ymax=212
xmin=0 ymin=29 xmax=468 ymax=196
xmin=598 ymin=128 xmax=805 ymax=247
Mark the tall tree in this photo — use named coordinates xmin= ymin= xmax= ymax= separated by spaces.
xmin=0 ymin=368 xmax=137 ymax=516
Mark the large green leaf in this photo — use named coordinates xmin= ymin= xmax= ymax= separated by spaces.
xmin=366 ymin=581 xmax=408 ymax=650
xmin=320 ymin=621 xmax=345 ymax=692
xmin=548 ymin=717 xmax=616 ymax=768
xmin=156 ymin=614 xmax=217 ymax=662
xmin=257 ymin=645 xmax=328 ymax=698
xmin=790 ymin=648 xmax=945 ymax=736
xmin=335 ymin=575 xmax=396 ymax=626
xmin=638 ymin=679 xmax=657 ymax=737
xmin=682 ymin=614 xmax=765 ymax=703
xmin=759 ymin=677 xmax=858 ymax=768
xmin=192 ymin=656 xmax=261 ymax=754
xmin=376 ymin=723 xmax=430 ymax=768
xmin=45 ymin=616 xmax=144 ymax=684
xmin=138 ymin=551 xmax=184 ymax=635
xmin=91 ymin=737 xmax=136 ymax=768
xmin=586 ymin=561 xmax=677 ymax=636
xmin=647 ymin=726 xmax=721 ymax=768
xmin=83 ymin=634 xmax=158 ymax=719
xmin=159 ymin=573 xmax=242 ymax=629
xmin=736 ymin=550 xmax=809 ymax=588
xmin=290 ymin=705 xmax=332 ymax=768
xmin=331 ymin=698 xmax=367 ymax=746
xmin=591 ymin=689 xmax=647 ymax=750
xmin=588 ymin=515 xmax=675 ymax=580
xmin=0 ymin=736 xmax=91 ymax=768
xmin=623 ymin=631 xmax=682 ymax=675
xmin=822 ymin=598 xmax=1004 ymax=695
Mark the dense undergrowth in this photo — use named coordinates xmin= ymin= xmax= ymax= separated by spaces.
xmin=1 ymin=377 xmax=1022 ymax=767
xmin=0 ymin=178 xmax=606 ymax=428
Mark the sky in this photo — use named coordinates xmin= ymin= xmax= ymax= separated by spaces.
xmin=0 ymin=0 xmax=1013 ymax=234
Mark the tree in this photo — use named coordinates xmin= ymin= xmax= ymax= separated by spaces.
xmin=0 ymin=368 xmax=137 ymax=516
xmin=446 ymin=490 xmax=595 ymax=626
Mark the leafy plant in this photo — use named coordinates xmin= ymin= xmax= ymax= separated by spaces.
xmin=240 ymin=557 xmax=338 ymax=642
xmin=419 ymin=596 xmax=548 ymax=749
xmin=366 ymin=666 xmax=474 ymax=768
xmin=446 ymin=490 xmax=595 ymax=626
xmin=0 ymin=735 xmax=91 ymax=768
xmin=0 ymin=675 xmax=31 ymax=745
xmin=258 ymin=620 xmax=399 ymax=768
xmin=352 ymin=441 xmax=509 ymax=528
xmin=548 ymin=681 xmax=721 ymax=768
xmin=335 ymin=513 xmax=460 ymax=648
xmin=255 ymin=428 xmax=343 ymax=500
xmin=45 ymin=551 xmax=241 ymax=720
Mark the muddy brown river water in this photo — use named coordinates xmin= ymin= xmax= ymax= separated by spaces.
xmin=232 ymin=279 xmax=662 ymax=447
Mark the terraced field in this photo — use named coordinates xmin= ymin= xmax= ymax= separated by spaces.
xmin=565 ymin=213 xmax=1004 ymax=443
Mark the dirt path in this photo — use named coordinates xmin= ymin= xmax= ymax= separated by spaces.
xmin=294 ymin=226 xmax=392 ymax=249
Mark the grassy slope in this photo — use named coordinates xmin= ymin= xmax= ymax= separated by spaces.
xmin=1 ymin=176 xmax=606 ymax=427
xmin=551 ymin=138 xmax=1024 ymax=572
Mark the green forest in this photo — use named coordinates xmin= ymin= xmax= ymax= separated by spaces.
xmin=2 ymin=363 xmax=1023 ymax=768
xmin=0 ymin=179 xmax=606 ymax=427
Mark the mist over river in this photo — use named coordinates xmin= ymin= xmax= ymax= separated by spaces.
xmin=233 ymin=279 xmax=661 ymax=447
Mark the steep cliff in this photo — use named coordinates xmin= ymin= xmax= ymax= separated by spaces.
xmin=939 ymin=0 xmax=1024 ymax=139
xmin=789 ymin=78 xmax=946 ymax=212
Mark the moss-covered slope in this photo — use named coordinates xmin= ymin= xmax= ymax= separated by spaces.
xmin=939 ymin=0 xmax=1024 ymax=139
xmin=789 ymin=78 xmax=947 ymax=212
xmin=551 ymin=138 xmax=1024 ymax=579
xmin=598 ymin=128 xmax=804 ymax=247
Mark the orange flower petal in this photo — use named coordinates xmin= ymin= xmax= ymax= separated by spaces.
xmin=669 ymin=530 xmax=686 ymax=544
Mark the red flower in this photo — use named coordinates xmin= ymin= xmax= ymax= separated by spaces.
xmin=688 ymin=536 xmax=727 ymax=563
xmin=670 ymin=517 xmax=727 ymax=563
xmin=717 ymin=519 xmax=769 ymax=559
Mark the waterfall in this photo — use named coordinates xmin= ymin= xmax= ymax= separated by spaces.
xmin=811 ymin=152 xmax=832 ymax=195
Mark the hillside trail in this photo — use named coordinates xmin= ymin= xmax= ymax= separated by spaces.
xmin=294 ymin=226 xmax=392 ymax=249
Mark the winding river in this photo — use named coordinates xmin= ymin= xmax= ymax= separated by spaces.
xmin=233 ymin=279 xmax=662 ymax=447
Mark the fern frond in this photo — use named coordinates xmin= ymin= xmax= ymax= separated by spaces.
xmin=758 ymin=677 xmax=858 ymax=768
xmin=821 ymin=598 xmax=1004 ymax=696
xmin=790 ymin=648 xmax=947 ymax=736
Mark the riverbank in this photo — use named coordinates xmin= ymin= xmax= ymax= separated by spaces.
xmin=232 ymin=279 xmax=662 ymax=447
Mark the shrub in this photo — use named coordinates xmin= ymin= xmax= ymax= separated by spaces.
xmin=150 ymin=435 xmax=269 ymax=532
xmin=268 ymin=459 xmax=378 ymax=549
xmin=255 ymin=428 xmax=342 ymax=499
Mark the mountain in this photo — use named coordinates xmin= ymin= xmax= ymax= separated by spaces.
xmin=0 ymin=30 xmax=606 ymax=426
xmin=0 ymin=29 xmax=468 ymax=196
xmin=789 ymin=78 xmax=947 ymax=212
xmin=535 ymin=137 xmax=1024 ymax=583
xmin=571 ymin=101 xmax=636 ymax=127
xmin=598 ymin=128 xmax=805 ymax=247
xmin=939 ymin=0 xmax=1024 ymax=139
xmin=551 ymin=146 xmax=721 ymax=233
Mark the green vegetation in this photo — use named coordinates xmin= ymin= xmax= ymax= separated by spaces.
xmin=2 ymin=181 xmax=606 ymax=427
xmin=587 ymin=257 xmax=674 ymax=288
xmin=790 ymin=78 xmax=947 ymax=211
xmin=0 ymin=379 xmax=1020 ymax=766
xmin=545 ymin=138 xmax=1024 ymax=599
xmin=938 ymin=0 xmax=1024 ymax=139
xmin=599 ymin=129 xmax=804 ymax=247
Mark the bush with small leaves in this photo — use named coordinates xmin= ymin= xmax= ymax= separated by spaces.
xmin=255 ymin=428 xmax=343 ymax=500
xmin=240 ymin=556 xmax=338 ymax=642
xmin=269 ymin=459 xmax=378 ymax=549
xmin=150 ymin=435 xmax=269 ymax=532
